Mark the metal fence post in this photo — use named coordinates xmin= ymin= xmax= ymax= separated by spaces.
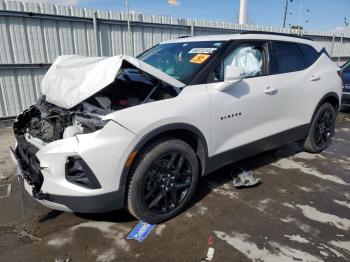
xmin=338 ymin=34 xmax=344 ymax=64
xmin=330 ymin=34 xmax=335 ymax=58
xmin=125 ymin=0 xmax=134 ymax=55
xmin=191 ymin=20 xmax=195 ymax=36
xmin=93 ymin=11 xmax=101 ymax=56
xmin=0 ymin=78 xmax=7 ymax=117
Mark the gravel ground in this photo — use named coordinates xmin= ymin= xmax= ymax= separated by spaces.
xmin=0 ymin=112 xmax=349 ymax=262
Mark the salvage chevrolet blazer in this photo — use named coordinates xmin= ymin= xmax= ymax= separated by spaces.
xmin=11 ymin=32 xmax=342 ymax=223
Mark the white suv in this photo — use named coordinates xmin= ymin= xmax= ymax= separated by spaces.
xmin=12 ymin=33 xmax=342 ymax=223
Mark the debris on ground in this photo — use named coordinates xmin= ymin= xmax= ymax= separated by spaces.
xmin=55 ymin=256 xmax=72 ymax=262
xmin=231 ymin=169 xmax=261 ymax=188
xmin=0 ymin=184 xmax=11 ymax=198
xmin=38 ymin=210 xmax=63 ymax=223
xmin=206 ymin=235 xmax=215 ymax=262
xmin=127 ymin=221 xmax=155 ymax=242
xmin=18 ymin=173 xmax=30 ymax=219
xmin=200 ymin=235 xmax=215 ymax=262
xmin=18 ymin=229 xmax=42 ymax=242
xmin=205 ymin=247 xmax=215 ymax=262
xmin=208 ymin=235 xmax=214 ymax=246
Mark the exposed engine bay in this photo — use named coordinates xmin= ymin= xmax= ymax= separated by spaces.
xmin=14 ymin=63 xmax=180 ymax=143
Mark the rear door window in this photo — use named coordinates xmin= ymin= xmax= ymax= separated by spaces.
xmin=270 ymin=41 xmax=306 ymax=74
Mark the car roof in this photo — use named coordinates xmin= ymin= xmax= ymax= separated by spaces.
xmin=161 ymin=33 xmax=322 ymax=52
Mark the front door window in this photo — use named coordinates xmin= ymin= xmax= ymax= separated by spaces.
xmin=208 ymin=42 xmax=267 ymax=82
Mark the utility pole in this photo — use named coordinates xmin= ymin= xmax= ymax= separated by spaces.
xmin=125 ymin=0 xmax=132 ymax=54
xmin=298 ymin=0 xmax=302 ymax=35
xmin=125 ymin=0 xmax=131 ymax=36
xmin=283 ymin=0 xmax=293 ymax=28
xmin=239 ymin=0 xmax=248 ymax=25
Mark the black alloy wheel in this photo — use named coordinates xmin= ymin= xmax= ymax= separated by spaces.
xmin=127 ymin=138 xmax=199 ymax=224
xmin=314 ymin=108 xmax=334 ymax=147
xmin=143 ymin=152 xmax=193 ymax=214
xmin=301 ymin=102 xmax=336 ymax=153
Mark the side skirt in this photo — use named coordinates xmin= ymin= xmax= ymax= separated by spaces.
xmin=205 ymin=124 xmax=309 ymax=174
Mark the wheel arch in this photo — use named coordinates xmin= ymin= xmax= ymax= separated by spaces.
xmin=119 ymin=123 xmax=209 ymax=204
xmin=321 ymin=93 xmax=340 ymax=110
xmin=310 ymin=92 xmax=340 ymax=123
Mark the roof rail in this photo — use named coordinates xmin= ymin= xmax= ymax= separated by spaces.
xmin=177 ymin=35 xmax=191 ymax=39
xmin=239 ymin=31 xmax=313 ymax=41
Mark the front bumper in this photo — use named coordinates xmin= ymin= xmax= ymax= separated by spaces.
xmin=15 ymin=167 xmax=125 ymax=213
xmin=11 ymin=120 xmax=136 ymax=213
xmin=13 ymin=165 xmax=125 ymax=212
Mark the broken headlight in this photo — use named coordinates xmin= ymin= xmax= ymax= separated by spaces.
xmin=74 ymin=115 xmax=110 ymax=133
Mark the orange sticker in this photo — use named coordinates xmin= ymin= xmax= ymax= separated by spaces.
xmin=190 ymin=54 xmax=210 ymax=64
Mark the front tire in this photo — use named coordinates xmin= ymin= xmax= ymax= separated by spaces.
xmin=127 ymin=138 xmax=199 ymax=224
xmin=302 ymin=102 xmax=336 ymax=153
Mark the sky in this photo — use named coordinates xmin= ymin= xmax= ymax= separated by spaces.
xmin=10 ymin=0 xmax=350 ymax=31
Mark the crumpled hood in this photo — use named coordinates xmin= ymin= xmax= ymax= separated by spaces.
xmin=41 ymin=55 xmax=185 ymax=109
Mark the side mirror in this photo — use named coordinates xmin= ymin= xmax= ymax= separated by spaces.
xmin=217 ymin=65 xmax=245 ymax=91
xmin=224 ymin=65 xmax=245 ymax=83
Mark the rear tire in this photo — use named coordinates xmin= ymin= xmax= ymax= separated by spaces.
xmin=301 ymin=102 xmax=336 ymax=153
xmin=126 ymin=138 xmax=199 ymax=224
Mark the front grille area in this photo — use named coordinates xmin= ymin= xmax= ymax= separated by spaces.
xmin=15 ymin=135 xmax=44 ymax=194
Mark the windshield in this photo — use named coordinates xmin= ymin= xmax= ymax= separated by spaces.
xmin=138 ymin=41 xmax=227 ymax=84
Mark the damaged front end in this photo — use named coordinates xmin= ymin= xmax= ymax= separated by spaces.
xmin=12 ymin=55 xmax=183 ymax=203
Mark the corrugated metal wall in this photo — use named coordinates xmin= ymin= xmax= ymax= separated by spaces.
xmin=1 ymin=0 xmax=350 ymax=117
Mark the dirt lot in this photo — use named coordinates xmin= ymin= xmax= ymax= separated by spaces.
xmin=0 ymin=113 xmax=349 ymax=262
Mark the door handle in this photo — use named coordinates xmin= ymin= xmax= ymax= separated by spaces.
xmin=309 ymin=75 xmax=320 ymax=81
xmin=264 ymin=86 xmax=278 ymax=95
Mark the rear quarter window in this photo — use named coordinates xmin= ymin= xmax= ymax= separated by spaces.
xmin=299 ymin=44 xmax=320 ymax=67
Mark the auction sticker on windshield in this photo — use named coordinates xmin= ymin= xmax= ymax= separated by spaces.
xmin=190 ymin=54 xmax=210 ymax=64
xmin=189 ymin=48 xmax=217 ymax=54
